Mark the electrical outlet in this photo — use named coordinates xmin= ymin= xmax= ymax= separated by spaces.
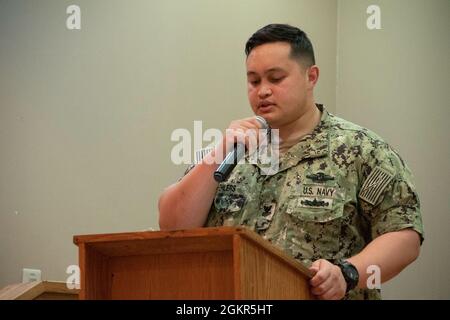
xmin=22 ymin=268 xmax=41 ymax=283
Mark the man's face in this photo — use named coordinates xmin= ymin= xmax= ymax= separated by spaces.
xmin=246 ymin=42 xmax=315 ymax=128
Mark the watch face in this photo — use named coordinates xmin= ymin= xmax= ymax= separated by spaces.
xmin=340 ymin=261 xmax=359 ymax=292
xmin=347 ymin=267 xmax=359 ymax=281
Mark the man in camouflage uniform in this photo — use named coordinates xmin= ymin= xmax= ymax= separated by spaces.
xmin=206 ymin=103 xmax=423 ymax=299
xmin=159 ymin=24 xmax=423 ymax=300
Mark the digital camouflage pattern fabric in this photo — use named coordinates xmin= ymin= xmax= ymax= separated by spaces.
xmin=187 ymin=104 xmax=424 ymax=300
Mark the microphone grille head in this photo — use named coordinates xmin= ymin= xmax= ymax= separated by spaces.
xmin=255 ymin=116 xmax=269 ymax=129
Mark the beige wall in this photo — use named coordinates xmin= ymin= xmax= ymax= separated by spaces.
xmin=336 ymin=0 xmax=450 ymax=299
xmin=1 ymin=0 xmax=448 ymax=299
xmin=0 ymin=0 xmax=337 ymax=288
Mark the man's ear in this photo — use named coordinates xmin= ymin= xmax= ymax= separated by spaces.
xmin=307 ymin=65 xmax=319 ymax=88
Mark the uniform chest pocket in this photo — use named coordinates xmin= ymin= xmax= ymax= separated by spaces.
xmin=284 ymin=185 xmax=345 ymax=259
xmin=214 ymin=183 xmax=246 ymax=214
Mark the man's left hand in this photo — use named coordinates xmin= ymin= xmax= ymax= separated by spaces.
xmin=309 ymin=259 xmax=347 ymax=300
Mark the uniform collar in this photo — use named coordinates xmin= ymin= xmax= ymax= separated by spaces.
xmin=275 ymin=104 xmax=330 ymax=173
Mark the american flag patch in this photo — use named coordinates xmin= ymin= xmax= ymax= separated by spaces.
xmin=359 ymin=166 xmax=395 ymax=205
xmin=194 ymin=147 xmax=214 ymax=164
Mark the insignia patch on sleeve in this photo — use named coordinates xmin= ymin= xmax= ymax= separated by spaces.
xmin=359 ymin=166 xmax=395 ymax=205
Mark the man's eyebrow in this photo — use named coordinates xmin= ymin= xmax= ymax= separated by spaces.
xmin=246 ymin=67 xmax=286 ymax=76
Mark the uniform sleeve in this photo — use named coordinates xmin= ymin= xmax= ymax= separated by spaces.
xmin=358 ymin=142 xmax=424 ymax=244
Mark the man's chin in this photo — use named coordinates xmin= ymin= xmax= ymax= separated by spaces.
xmin=256 ymin=112 xmax=280 ymax=127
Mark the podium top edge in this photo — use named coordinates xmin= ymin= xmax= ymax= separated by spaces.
xmin=73 ymin=226 xmax=248 ymax=245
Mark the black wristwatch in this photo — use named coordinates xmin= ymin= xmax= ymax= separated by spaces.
xmin=335 ymin=260 xmax=359 ymax=293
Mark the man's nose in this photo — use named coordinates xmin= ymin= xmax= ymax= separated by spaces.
xmin=258 ymin=85 xmax=272 ymax=99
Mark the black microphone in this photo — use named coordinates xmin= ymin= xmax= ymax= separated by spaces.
xmin=213 ymin=116 xmax=269 ymax=182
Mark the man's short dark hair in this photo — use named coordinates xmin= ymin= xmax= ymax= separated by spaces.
xmin=245 ymin=24 xmax=316 ymax=67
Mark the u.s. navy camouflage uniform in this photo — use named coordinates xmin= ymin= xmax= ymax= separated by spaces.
xmin=186 ymin=104 xmax=424 ymax=300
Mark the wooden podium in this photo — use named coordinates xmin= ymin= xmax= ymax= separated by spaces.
xmin=73 ymin=227 xmax=314 ymax=300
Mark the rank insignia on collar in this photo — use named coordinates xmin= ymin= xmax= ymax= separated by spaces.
xmin=306 ymin=172 xmax=335 ymax=183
